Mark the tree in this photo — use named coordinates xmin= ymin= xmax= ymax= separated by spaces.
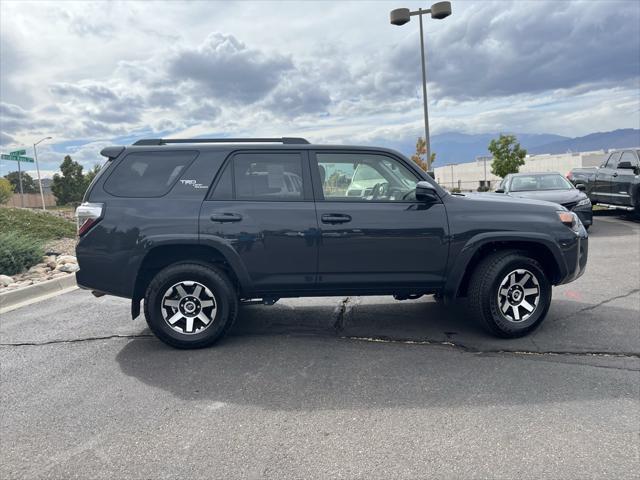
xmin=84 ymin=164 xmax=101 ymax=190
xmin=410 ymin=137 xmax=436 ymax=172
xmin=488 ymin=134 xmax=527 ymax=178
xmin=0 ymin=178 xmax=12 ymax=204
xmin=4 ymin=171 xmax=37 ymax=193
xmin=51 ymin=155 xmax=86 ymax=205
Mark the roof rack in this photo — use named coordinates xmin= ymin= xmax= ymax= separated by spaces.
xmin=133 ymin=137 xmax=310 ymax=146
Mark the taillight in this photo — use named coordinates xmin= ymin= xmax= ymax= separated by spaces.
xmin=76 ymin=202 xmax=104 ymax=237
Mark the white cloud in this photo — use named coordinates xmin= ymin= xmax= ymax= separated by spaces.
xmin=0 ymin=0 xmax=638 ymax=173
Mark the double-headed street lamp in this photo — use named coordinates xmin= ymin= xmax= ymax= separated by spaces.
xmin=33 ymin=136 xmax=52 ymax=211
xmin=390 ymin=1 xmax=452 ymax=173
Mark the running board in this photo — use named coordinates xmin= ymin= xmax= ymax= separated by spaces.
xmin=240 ymin=297 xmax=280 ymax=306
xmin=596 ymin=203 xmax=635 ymax=211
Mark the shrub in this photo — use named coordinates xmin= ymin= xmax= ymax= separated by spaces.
xmin=0 ymin=231 xmax=45 ymax=276
xmin=0 ymin=178 xmax=12 ymax=204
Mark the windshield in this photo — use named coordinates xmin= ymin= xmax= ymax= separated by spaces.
xmin=510 ymin=174 xmax=574 ymax=192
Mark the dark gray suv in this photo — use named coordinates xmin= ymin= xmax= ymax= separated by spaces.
xmin=76 ymin=137 xmax=588 ymax=348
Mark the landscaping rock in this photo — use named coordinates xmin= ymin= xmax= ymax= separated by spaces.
xmin=58 ymin=263 xmax=79 ymax=273
xmin=28 ymin=266 xmax=49 ymax=274
xmin=56 ymin=255 xmax=78 ymax=265
xmin=0 ymin=275 xmax=14 ymax=287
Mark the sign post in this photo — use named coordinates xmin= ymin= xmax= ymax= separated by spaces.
xmin=0 ymin=150 xmax=35 ymax=208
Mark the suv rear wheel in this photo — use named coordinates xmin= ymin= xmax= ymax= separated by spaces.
xmin=468 ymin=251 xmax=551 ymax=337
xmin=144 ymin=263 xmax=238 ymax=349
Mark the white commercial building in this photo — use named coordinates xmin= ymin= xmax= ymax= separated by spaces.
xmin=434 ymin=150 xmax=609 ymax=192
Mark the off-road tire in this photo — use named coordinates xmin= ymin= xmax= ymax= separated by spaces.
xmin=144 ymin=262 xmax=238 ymax=349
xmin=468 ymin=250 xmax=551 ymax=338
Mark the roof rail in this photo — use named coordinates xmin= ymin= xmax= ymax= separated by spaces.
xmin=133 ymin=137 xmax=310 ymax=146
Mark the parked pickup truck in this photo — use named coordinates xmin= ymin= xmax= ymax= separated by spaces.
xmin=568 ymin=149 xmax=640 ymax=213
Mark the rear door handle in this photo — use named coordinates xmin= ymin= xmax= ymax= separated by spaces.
xmin=210 ymin=213 xmax=242 ymax=223
xmin=612 ymin=172 xmax=618 ymax=177
xmin=321 ymin=213 xmax=352 ymax=224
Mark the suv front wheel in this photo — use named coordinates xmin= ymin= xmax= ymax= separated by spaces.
xmin=144 ymin=263 xmax=238 ymax=349
xmin=468 ymin=251 xmax=551 ymax=337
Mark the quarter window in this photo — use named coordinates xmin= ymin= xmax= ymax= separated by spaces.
xmin=103 ymin=151 xmax=197 ymax=198
xmin=316 ymin=153 xmax=419 ymax=202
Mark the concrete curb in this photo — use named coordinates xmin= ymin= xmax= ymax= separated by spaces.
xmin=0 ymin=274 xmax=78 ymax=314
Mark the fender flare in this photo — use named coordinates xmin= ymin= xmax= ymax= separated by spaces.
xmin=443 ymin=232 xmax=568 ymax=299
xmin=129 ymin=234 xmax=253 ymax=319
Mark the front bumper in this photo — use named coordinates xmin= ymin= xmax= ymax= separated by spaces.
xmin=572 ymin=204 xmax=593 ymax=227
xmin=556 ymin=227 xmax=589 ymax=285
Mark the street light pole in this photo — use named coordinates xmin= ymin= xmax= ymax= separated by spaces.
xmin=418 ymin=9 xmax=432 ymax=172
xmin=390 ymin=2 xmax=452 ymax=174
xmin=17 ymin=158 xmax=24 ymax=207
xmin=33 ymin=136 xmax=52 ymax=211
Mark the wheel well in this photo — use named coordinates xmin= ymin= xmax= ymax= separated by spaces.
xmin=456 ymin=241 xmax=560 ymax=297
xmin=133 ymin=245 xmax=240 ymax=301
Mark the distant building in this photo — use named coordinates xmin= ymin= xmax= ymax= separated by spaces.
xmin=434 ymin=150 xmax=614 ymax=191
xmin=39 ymin=178 xmax=53 ymax=194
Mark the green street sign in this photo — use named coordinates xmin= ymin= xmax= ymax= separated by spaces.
xmin=10 ymin=149 xmax=26 ymax=156
xmin=0 ymin=154 xmax=34 ymax=163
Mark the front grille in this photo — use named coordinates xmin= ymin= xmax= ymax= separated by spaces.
xmin=563 ymin=201 xmax=578 ymax=210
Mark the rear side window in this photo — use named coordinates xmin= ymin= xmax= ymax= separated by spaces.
xmin=210 ymin=152 xmax=304 ymax=201
xmin=619 ymin=151 xmax=639 ymax=168
xmin=103 ymin=151 xmax=197 ymax=197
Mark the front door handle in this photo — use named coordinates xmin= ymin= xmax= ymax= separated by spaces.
xmin=612 ymin=172 xmax=618 ymax=177
xmin=210 ymin=213 xmax=243 ymax=223
xmin=321 ymin=213 xmax=352 ymax=224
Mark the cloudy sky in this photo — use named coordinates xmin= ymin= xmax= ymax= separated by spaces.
xmin=1 ymin=0 xmax=639 ymax=176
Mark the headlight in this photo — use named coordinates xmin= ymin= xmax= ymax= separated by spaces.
xmin=557 ymin=211 xmax=582 ymax=232
xmin=576 ymin=198 xmax=591 ymax=207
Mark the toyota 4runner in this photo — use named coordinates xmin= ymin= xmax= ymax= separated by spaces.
xmin=76 ymin=137 xmax=588 ymax=348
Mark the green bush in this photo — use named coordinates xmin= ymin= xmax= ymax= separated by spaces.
xmin=0 ymin=231 xmax=45 ymax=276
xmin=0 ymin=178 xmax=12 ymax=204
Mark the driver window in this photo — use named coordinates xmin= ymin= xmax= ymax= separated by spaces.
xmin=316 ymin=153 xmax=419 ymax=202
xmin=605 ymin=152 xmax=621 ymax=169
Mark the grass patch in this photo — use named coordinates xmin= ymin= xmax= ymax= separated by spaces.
xmin=0 ymin=207 xmax=75 ymax=241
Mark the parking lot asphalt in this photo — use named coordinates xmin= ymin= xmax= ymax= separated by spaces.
xmin=1 ymin=212 xmax=639 ymax=479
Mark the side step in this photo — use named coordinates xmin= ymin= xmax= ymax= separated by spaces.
xmin=240 ymin=297 xmax=280 ymax=306
xmin=595 ymin=203 xmax=635 ymax=211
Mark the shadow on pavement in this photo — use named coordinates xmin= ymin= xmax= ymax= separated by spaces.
xmin=115 ymin=292 xmax=639 ymax=410
xmin=115 ymin=324 xmax=636 ymax=412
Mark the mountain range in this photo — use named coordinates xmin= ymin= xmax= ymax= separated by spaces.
xmin=394 ymin=128 xmax=640 ymax=166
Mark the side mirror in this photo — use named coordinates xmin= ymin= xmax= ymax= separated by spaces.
xmin=575 ymin=183 xmax=586 ymax=191
xmin=494 ymin=188 xmax=505 ymax=194
xmin=415 ymin=181 xmax=440 ymax=202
